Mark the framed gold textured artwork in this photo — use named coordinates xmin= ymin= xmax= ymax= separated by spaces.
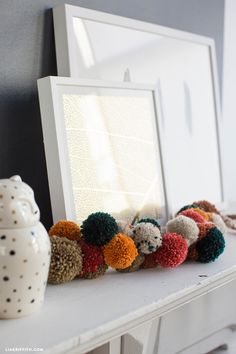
xmin=37 ymin=77 xmax=167 ymax=224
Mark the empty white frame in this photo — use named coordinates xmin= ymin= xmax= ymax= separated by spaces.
xmin=37 ymin=77 xmax=167 ymax=224
xmin=53 ymin=5 xmax=225 ymax=213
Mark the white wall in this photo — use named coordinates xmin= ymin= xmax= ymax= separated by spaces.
xmin=222 ymin=0 xmax=236 ymax=206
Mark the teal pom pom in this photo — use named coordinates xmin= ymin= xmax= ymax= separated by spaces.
xmin=138 ymin=218 xmax=161 ymax=230
xmin=176 ymin=204 xmax=198 ymax=215
xmin=81 ymin=212 xmax=118 ymax=246
xmin=196 ymin=227 xmax=225 ymax=263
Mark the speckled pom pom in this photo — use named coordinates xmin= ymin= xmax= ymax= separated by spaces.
xmin=117 ymin=220 xmax=134 ymax=237
xmin=132 ymin=222 xmax=162 ymax=254
xmin=154 ymin=233 xmax=188 ymax=268
xmin=176 ymin=204 xmax=198 ymax=215
xmin=195 ymin=228 xmax=225 ymax=263
xmin=138 ymin=218 xmax=161 ymax=230
xmin=209 ymin=213 xmax=227 ymax=235
xmin=81 ymin=212 xmax=118 ymax=246
xmin=49 ymin=220 xmax=81 ymax=241
xmin=193 ymin=200 xmax=220 ymax=214
xmin=116 ymin=253 xmax=145 ymax=273
xmin=180 ymin=209 xmax=206 ymax=224
xmin=103 ymin=233 xmax=138 ymax=269
xmin=48 ymin=236 xmax=83 ymax=284
xmin=78 ymin=239 xmax=107 ymax=279
xmin=166 ymin=215 xmax=199 ymax=246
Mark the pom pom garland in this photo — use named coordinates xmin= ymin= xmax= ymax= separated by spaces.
xmin=180 ymin=209 xmax=206 ymax=224
xmin=48 ymin=200 xmax=226 ymax=284
xmin=132 ymin=222 xmax=162 ymax=254
xmin=49 ymin=220 xmax=81 ymax=241
xmin=81 ymin=212 xmax=118 ymax=246
xmin=103 ymin=233 xmax=138 ymax=269
xmin=48 ymin=236 xmax=83 ymax=284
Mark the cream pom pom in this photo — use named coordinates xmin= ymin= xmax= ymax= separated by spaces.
xmin=117 ymin=220 xmax=134 ymax=237
xmin=210 ymin=213 xmax=227 ymax=236
xmin=166 ymin=215 xmax=199 ymax=246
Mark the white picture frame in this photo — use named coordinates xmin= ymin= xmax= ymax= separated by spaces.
xmin=37 ymin=77 xmax=168 ymax=224
xmin=52 ymin=4 xmax=226 ymax=214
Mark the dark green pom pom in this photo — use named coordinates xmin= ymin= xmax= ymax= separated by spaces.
xmin=196 ymin=227 xmax=225 ymax=263
xmin=81 ymin=212 xmax=118 ymax=246
xmin=138 ymin=218 xmax=161 ymax=230
xmin=176 ymin=204 xmax=198 ymax=215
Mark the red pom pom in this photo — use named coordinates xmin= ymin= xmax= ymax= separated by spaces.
xmin=180 ymin=209 xmax=206 ymax=223
xmin=141 ymin=253 xmax=159 ymax=269
xmin=154 ymin=233 xmax=188 ymax=268
xmin=78 ymin=239 xmax=105 ymax=277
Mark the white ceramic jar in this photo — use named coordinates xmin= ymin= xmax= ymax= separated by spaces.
xmin=0 ymin=176 xmax=51 ymax=319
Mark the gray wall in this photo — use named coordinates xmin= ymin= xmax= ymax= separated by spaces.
xmin=0 ymin=0 xmax=225 ymax=229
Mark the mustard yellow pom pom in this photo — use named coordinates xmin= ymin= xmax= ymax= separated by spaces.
xmin=103 ymin=233 xmax=138 ymax=269
xmin=49 ymin=220 xmax=81 ymax=241
xmin=191 ymin=208 xmax=210 ymax=221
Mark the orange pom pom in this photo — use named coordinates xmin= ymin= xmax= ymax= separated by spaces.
xmin=103 ymin=233 xmax=138 ymax=269
xmin=49 ymin=220 xmax=81 ymax=241
xmin=197 ymin=222 xmax=215 ymax=239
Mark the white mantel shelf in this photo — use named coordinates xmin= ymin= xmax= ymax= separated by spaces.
xmin=1 ymin=233 xmax=236 ymax=354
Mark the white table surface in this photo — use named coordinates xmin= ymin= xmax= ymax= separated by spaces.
xmin=1 ymin=233 xmax=236 ymax=354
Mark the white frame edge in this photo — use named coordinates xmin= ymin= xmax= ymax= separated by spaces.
xmin=37 ymin=77 xmax=68 ymax=222
xmin=209 ymin=41 xmax=228 ymax=211
xmin=53 ymin=4 xmax=216 ymax=78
